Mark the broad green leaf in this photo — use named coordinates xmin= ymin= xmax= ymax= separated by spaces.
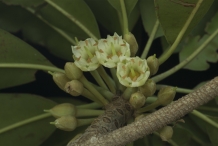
xmin=179 ymin=35 xmax=218 ymax=71
xmin=51 ymin=96 xmax=88 ymax=105
xmin=41 ymin=126 xmax=87 ymax=146
xmin=206 ymin=116 xmax=218 ymax=146
xmin=107 ymin=0 xmax=138 ymax=16
xmin=171 ymin=127 xmax=192 ymax=146
xmin=178 ymin=117 xmax=211 ymax=145
xmin=0 ymin=28 xmax=54 ymax=89
xmin=0 ymin=2 xmax=31 ymax=32
xmin=39 ymin=0 xmax=100 ymax=39
xmin=139 ymin=0 xmax=164 ymax=39
xmin=154 ymin=0 xmax=213 ymax=45
xmin=0 ymin=0 xmax=44 ymax=7
xmin=84 ymin=0 xmax=139 ymax=34
xmin=0 ymin=94 xmax=57 ymax=146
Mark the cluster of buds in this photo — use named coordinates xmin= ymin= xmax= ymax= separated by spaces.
xmin=45 ymin=103 xmax=78 ymax=131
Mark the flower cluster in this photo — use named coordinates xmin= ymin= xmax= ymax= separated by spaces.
xmin=72 ymin=33 xmax=150 ymax=87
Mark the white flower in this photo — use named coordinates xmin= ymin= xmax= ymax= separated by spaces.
xmin=117 ymin=56 xmax=150 ymax=87
xmin=72 ymin=38 xmax=99 ymax=71
xmin=96 ymin=33 xmax=130 ymax=68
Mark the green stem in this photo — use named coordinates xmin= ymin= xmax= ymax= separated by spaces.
xmin=0 ymin=113 xmax=52 ymax=134
xmin=26 ymin=7 xmax=76 ymax=45
xmin=141 ymin=19 xmax=160 ymax=59
xmin=158 ymin=0 xmax=203 ymax=65
xmin=191 ymin=110 xmax=218 ymax=129
xmin=77 ymin=118 xmax=95 ymax=127
xmin=80 ymin=76 xmax=109 ymax=106
xmin=0 ymin=63 xmax=64 ymax=73
xmin=136 ymin=100 xmax=160 ymax=113
xmin=76 ymin=109 xmax=104 ymax=117
xmin=197 ymin=106 xmax=218 ymax=113
xmin=91 ymin=83 xmax=115 ymax=101
xmin=154 ymin=132 xmax=179 ymax=146
xmin=122 ymin=87 xmax=137 ymax=100
xmin=90 ymin=70 xmax=109 ymax=90
xmin=156 ymin=84 xmax=193 ymax=94
xmin=76 ymin=102 xmax=102 ymax=109
xmin=110 ymin=68 xmax=125 ymax=92
xmin=45 ymin=0 xmax=98 ymax=40
xmin=151 ymin=28 xmax=218 ymax=83
xmin=82 ymin=89 xmax=102 ymax=104
xmin=97 ymin=66 xmax=116 ymax=94
xmin=120 ymin=0 xmax=129 ymax=35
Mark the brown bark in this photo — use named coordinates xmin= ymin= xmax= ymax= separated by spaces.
xmin=67 ymin=77 xmax=218 ymax=146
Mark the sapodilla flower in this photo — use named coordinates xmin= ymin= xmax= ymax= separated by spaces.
xmin=96 ymin=33 xmax=130 ymax=68
xmin=117 ymin=56 xmax=150 ymax=87
xmin=72 ymin=38 xmax=99 ymax=71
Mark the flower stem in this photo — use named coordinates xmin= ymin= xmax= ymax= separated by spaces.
xmin=141 ymin=19 xmax=160 ymax=59
xmin=0 ymin=63 xmax=64 ymax=73
xmin=97 ymin=66 xmax=116 ymax=94
xmin=77 ymin=118 xmax=95 ymax=127
xmin=90 ymin=70 xmax=109 ymax=90
xmin=80 ymin=76 xmax=109 ymax=106
xmin=82 ymin=89 xmax=101 ymax=104
xmin=191 ymin=110 xmax=218 ymax=129
xmin=136 ymin=100 xmax=160 ymax=114
xmin=197 ymin=106 xmax=218 ymax=113
xmin=156 ymin=84 xmax=193 ymax=94
xmin=76 ymin=102 xmax=102 ymax=109
xmin=151 ymin=28 xmax=218 ymax=83
xmin=0 ymin=113 xmax=52 ymax=134
xmin=158 ymin=0 xmax=203 ymax=65
xmin=110 ymin=68 xmax=125 ymax=92
xmin=26 ymin=7 xmax=76 ymax=45
xmin=120 ymin=0 xmax=129 ymax=35
xmin=76 ymin=109 xmax=104 ymax=117
xmin=45 ymin=0 xmax=98 ymax=40
xmin=122 ymin=87 xmax=137 ymax=100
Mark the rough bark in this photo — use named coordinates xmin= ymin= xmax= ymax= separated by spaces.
xmin=67 ymin=77 xmax=218 ymax=146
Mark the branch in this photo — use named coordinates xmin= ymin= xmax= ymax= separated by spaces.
xmin=68 ymin=77 xmax=218 ymax=146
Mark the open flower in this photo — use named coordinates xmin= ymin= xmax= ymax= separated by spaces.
xmin=72 ymin=38 xmax=99 ymax=71
xmin=117 ymin=56 xmax=150 ymax=87
xmin=96 ymin=33 xmax=130 ymax=68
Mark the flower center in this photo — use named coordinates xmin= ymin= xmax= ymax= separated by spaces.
xmin=129 ymin=68 xmax=140 ymax=81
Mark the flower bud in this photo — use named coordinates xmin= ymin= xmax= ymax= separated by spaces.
xmin=134 ymin=114 xmax=145 ymax=122
xmin=64 ymin=62 xmax=83 ymax=80
xmin=124 ymin=32 xmax=138 ymax=57
xmin=157 ymin=86 xmax=176 ymax=106
xmin=147 ymin=54 xmax=159 ymax=75
xmin=52 ymin=72 xmax=70 ymax=91
xmin=64 ymin=80 xmax=84 ymax=96
xmin=50 ymin=116 xmax=77 ymax=131
xmin=139 ymin=79 xmax=156 ymax=96
xmin=129 ymin=92 xmax=146 ymax=109
xmin=44 ymin=103 xmax=76 ymax=118
xmin=159 ymin=126 xmax=173 ymax=141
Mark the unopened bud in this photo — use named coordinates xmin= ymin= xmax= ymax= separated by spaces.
xmin=129 ymin=92 xmax=146 ymax=109
xmin=52 ymin=72 xmax=70 ymax=91
xmin=64 ymin=62 xmax=83 ymax=80
xmin=139 ymin=79 xmax=156 ymax=96
xmin=157 ymin=86 xmax=176 ymax=106
xmin=124 ymin=32 xmax=138 ymax=57
xmin=159 ymin=126 xmax=173 ymax=141
xmin=65 ymin=80 xmax=84 ymax=96
xmin=50 ymin=116 xmax=77 ymax=131
xmin=147 ymin=55 xmax=159 ymax=75
xmin=44 ymin=103 xmax=76 ymax=118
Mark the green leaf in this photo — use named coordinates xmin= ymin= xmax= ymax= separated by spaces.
xmin=39 ymin=0 xmax=100 ymax=39
xmin=171 ymin=126 xmax=192 ymax=146
xmin=179 ymin=35 xmax=218 ymax=71
xmin=154 ymin=0 xmax=213 ymax=45
xmin=107 ymin=0 xmax=138 ymax=16
xmin=0 ymin=0 xmax=44 ymax=7
xmin=0 ymin=2 xmax=31 ymax=32
xmin=0 ymin=94 xmax=57 ymax=146
xmin=206 ymin=116 xmax=218 ymax=146
xmin=139 ymin=0 xmax=164 ymax=39
xmin=0 ymin=28 xmax=54 ymax=89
